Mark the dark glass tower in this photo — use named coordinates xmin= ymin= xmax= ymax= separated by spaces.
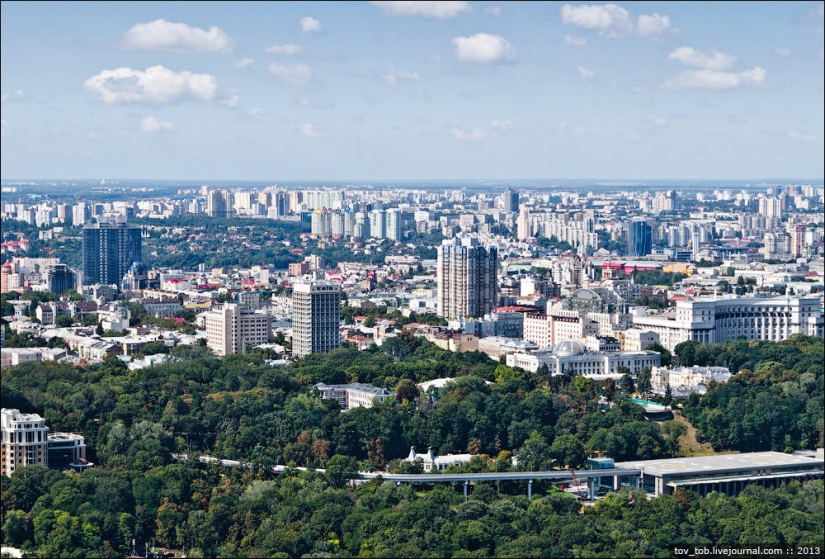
xmin=46 ymin=264 xmax=77 ymax=295
xmin=504 ymin=184 xmax=519 ymax=213
xmin=627 ymin=220 xmax=652 ymax=257
xmin=82 ymin=218 xmax=142 ymax=286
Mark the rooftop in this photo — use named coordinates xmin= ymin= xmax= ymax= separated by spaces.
xmin=615 ymin=451 xmax=824 ymax=477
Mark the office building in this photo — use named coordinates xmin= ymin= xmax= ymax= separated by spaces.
xmin=292 ymin=278 xmax=341 ymax=357
xmin=627 ymin=220 xmax=652 ymax=257
xmin=632 ymin=294 xmax=824 ymax=351
xmin=46 ymin=263 xmax=77 ymax=295
xmin=82 ymin=217 xmax=142 ymax=287
xmin=204 ymin=303 xmax=271 ymax=356
xmin=504 ymin=184 xmax=519 ymax=213
xmin=47 ymin=433 xmax=92 ymax=473
xmin=505 ymin=339 xmax=661 ymax=376
xmin=437 ymin=237 xmax=498 ymax=320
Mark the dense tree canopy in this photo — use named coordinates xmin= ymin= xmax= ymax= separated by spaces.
xmin=1 ymin=335 xmax=822 ymax=557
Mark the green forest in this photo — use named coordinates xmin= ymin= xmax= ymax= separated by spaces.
xmin=1 ymin=334 xmax=823 ymax=557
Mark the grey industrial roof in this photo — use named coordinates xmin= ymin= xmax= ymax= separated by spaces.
xmin=615 ymin=451 xmax=824 ymax=478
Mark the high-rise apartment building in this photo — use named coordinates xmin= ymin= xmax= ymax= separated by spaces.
xmin=385 ymin=209 xmax=401 ymax=241
xmin=311 ymin=207 xmax=332 ymax=236
xmin=82 ymin=217 xmax=142 ymax=287
xmin=292 ymin=278 xmax=341 ymax=357
xmin=207 ymin=189 xmax=235 ymax=218
xmin=369 ymin=209 xmax=386 ymax=239
xmin=1 ymin=408 xmax=49 ymax=476
xmin=437 ymin=237 xmax=498 ymax=320
xmin=504 ymin=184 xmax=519 ymax=213
xmin=789 ymin=224 xmax=806 ymax=258
xmin=517 ymin=206 xmax=531 ymax=241
xmin=46 ymin=263 xmax=77 ymax=295
xmin=204 ymin=303 xmax=271 ymax=356
xmin=627 ymin=220 xmax=652 ymax=257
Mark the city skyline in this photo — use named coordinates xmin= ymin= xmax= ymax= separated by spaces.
xmin=2 ymin=1 xmax=824 ymax=181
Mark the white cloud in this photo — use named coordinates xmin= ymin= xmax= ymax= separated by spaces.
xmin=122 ymin=19 xmax=233 ymax=53
xmin=220 ymin=93 xmax=240 ymax=107
xmin=299 ymin=16 xmax=321 ymax=33
xmin=648 ymin=114 xmax=666 ymax=126
xmin=298 ymin=99 xmax=334 ymax=109
xmin=139 ymin=116 xmax=173 ymax=133
xmin=268 ymin=63 xmax=312 ymax=85
xmin=788 ymin=130 xmax=815 ymax=142
xmin=559 ymin=122 xmax=586 ymax=136
xmin=1 ymin=90 xmax=25 ymax=103
xmin=484 ymin=7 xmax=502 ymax=16
xmin=1 ymin=119 xmax=8 ymax=138
xmin=669 ymin=46 xmax=736 ymax=71
xmin=563 ymin=35 xmax=587 ymax=46
xmin=637 ymin=13 xmax=671 ymax=36
xmin=453 ymin=33 xmax=516 ymax=63
xmin=578 ymin=66 xmax=594 ymax=79
xmin=451 ymin=119 xmax=512 ymax=141
xmin=775 ymin=47 xmax=790 ymax=57
xmin=560 ymin=3 xmax=672 ymax=38
xmin=370 ymin=1 xmax=472 ymax=19
xmin=622 ymin=129 xmax=638 ymax=141
xmin=300 ymin=123 xmax=330 ymax=138
xmin=84 ymin=65 xmax=218 ymax=104
xmin=233 ymin=58 xmax=254 ymax=69
xmin=265 ymin=44 xmax=301 ymax=55
xmin=382 ymin=67 xmax=420 ymax=86
xmin=250 ymin=107 xmax=281 ymax=123
xmin=808 ymin=4 xmax=824 ymax=19
xmin=52 ymin=125 xmax=61 ymax=136
xmin=664 ymin=67 xmax=766 ymax=90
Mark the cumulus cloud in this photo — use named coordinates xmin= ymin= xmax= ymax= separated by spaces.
xmin=0 ymin=90 xmax=25 ymax=103
xmin=84 ymin=65 xmax=218 ymax=104
xmin=233 ymin=58 xmax=254 ymax=69
xmin=451 ymin=119 xmax=512 ymax=141
xmin=370 ymin=1 xmax=472 ymax=19
xmin=664 ymin=67 xmax=766 ymax=90
xmin=139 ymin=116 xmax=173 ymax=133
xmin=788 ymin=130 xmax=815 ymax=142
xmin=453 ymin=33 xmax=516 ymax=63
xmin=220 ymin=92 xmax=240 ymax=107
xmin=484 ymin=7 xmax=502 ymax=16
xmin=382 ymin=67 xmax=420 ymax=86
xmin=669 ymin=47 xmax=736 ymax=70
xmin=563 ymin=35 xmax=587 ymax=46
xmin=300 ymin=123 xmax=330 ymax=138
xmin=265 ymin=44 xmax=301 ymax=55
xmin=622 ymin=129 xmax=638 ymax=141
xmin=775 ymin=47 xmax=790 ymax=57
xmin=299 ymin=16 xmax=321 ymax=33
xmin=578 ymin=66 xmax=594 ymax=79
xmin=122 ymin=19 xmax=233 ymax=53
xmin=268 ymin=63 xmax=312 ymax=85
xmin=560 ymin=3 xmax=672 ymax=38
xmin=250 ymin=107 xmax=281 ymax=123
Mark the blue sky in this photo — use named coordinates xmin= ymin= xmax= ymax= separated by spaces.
xmin=1 ymin=1 xmax=823 ymax=180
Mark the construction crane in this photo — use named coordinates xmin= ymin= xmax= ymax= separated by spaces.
xmin=569 ymin=469 xmax=585 ymax=503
